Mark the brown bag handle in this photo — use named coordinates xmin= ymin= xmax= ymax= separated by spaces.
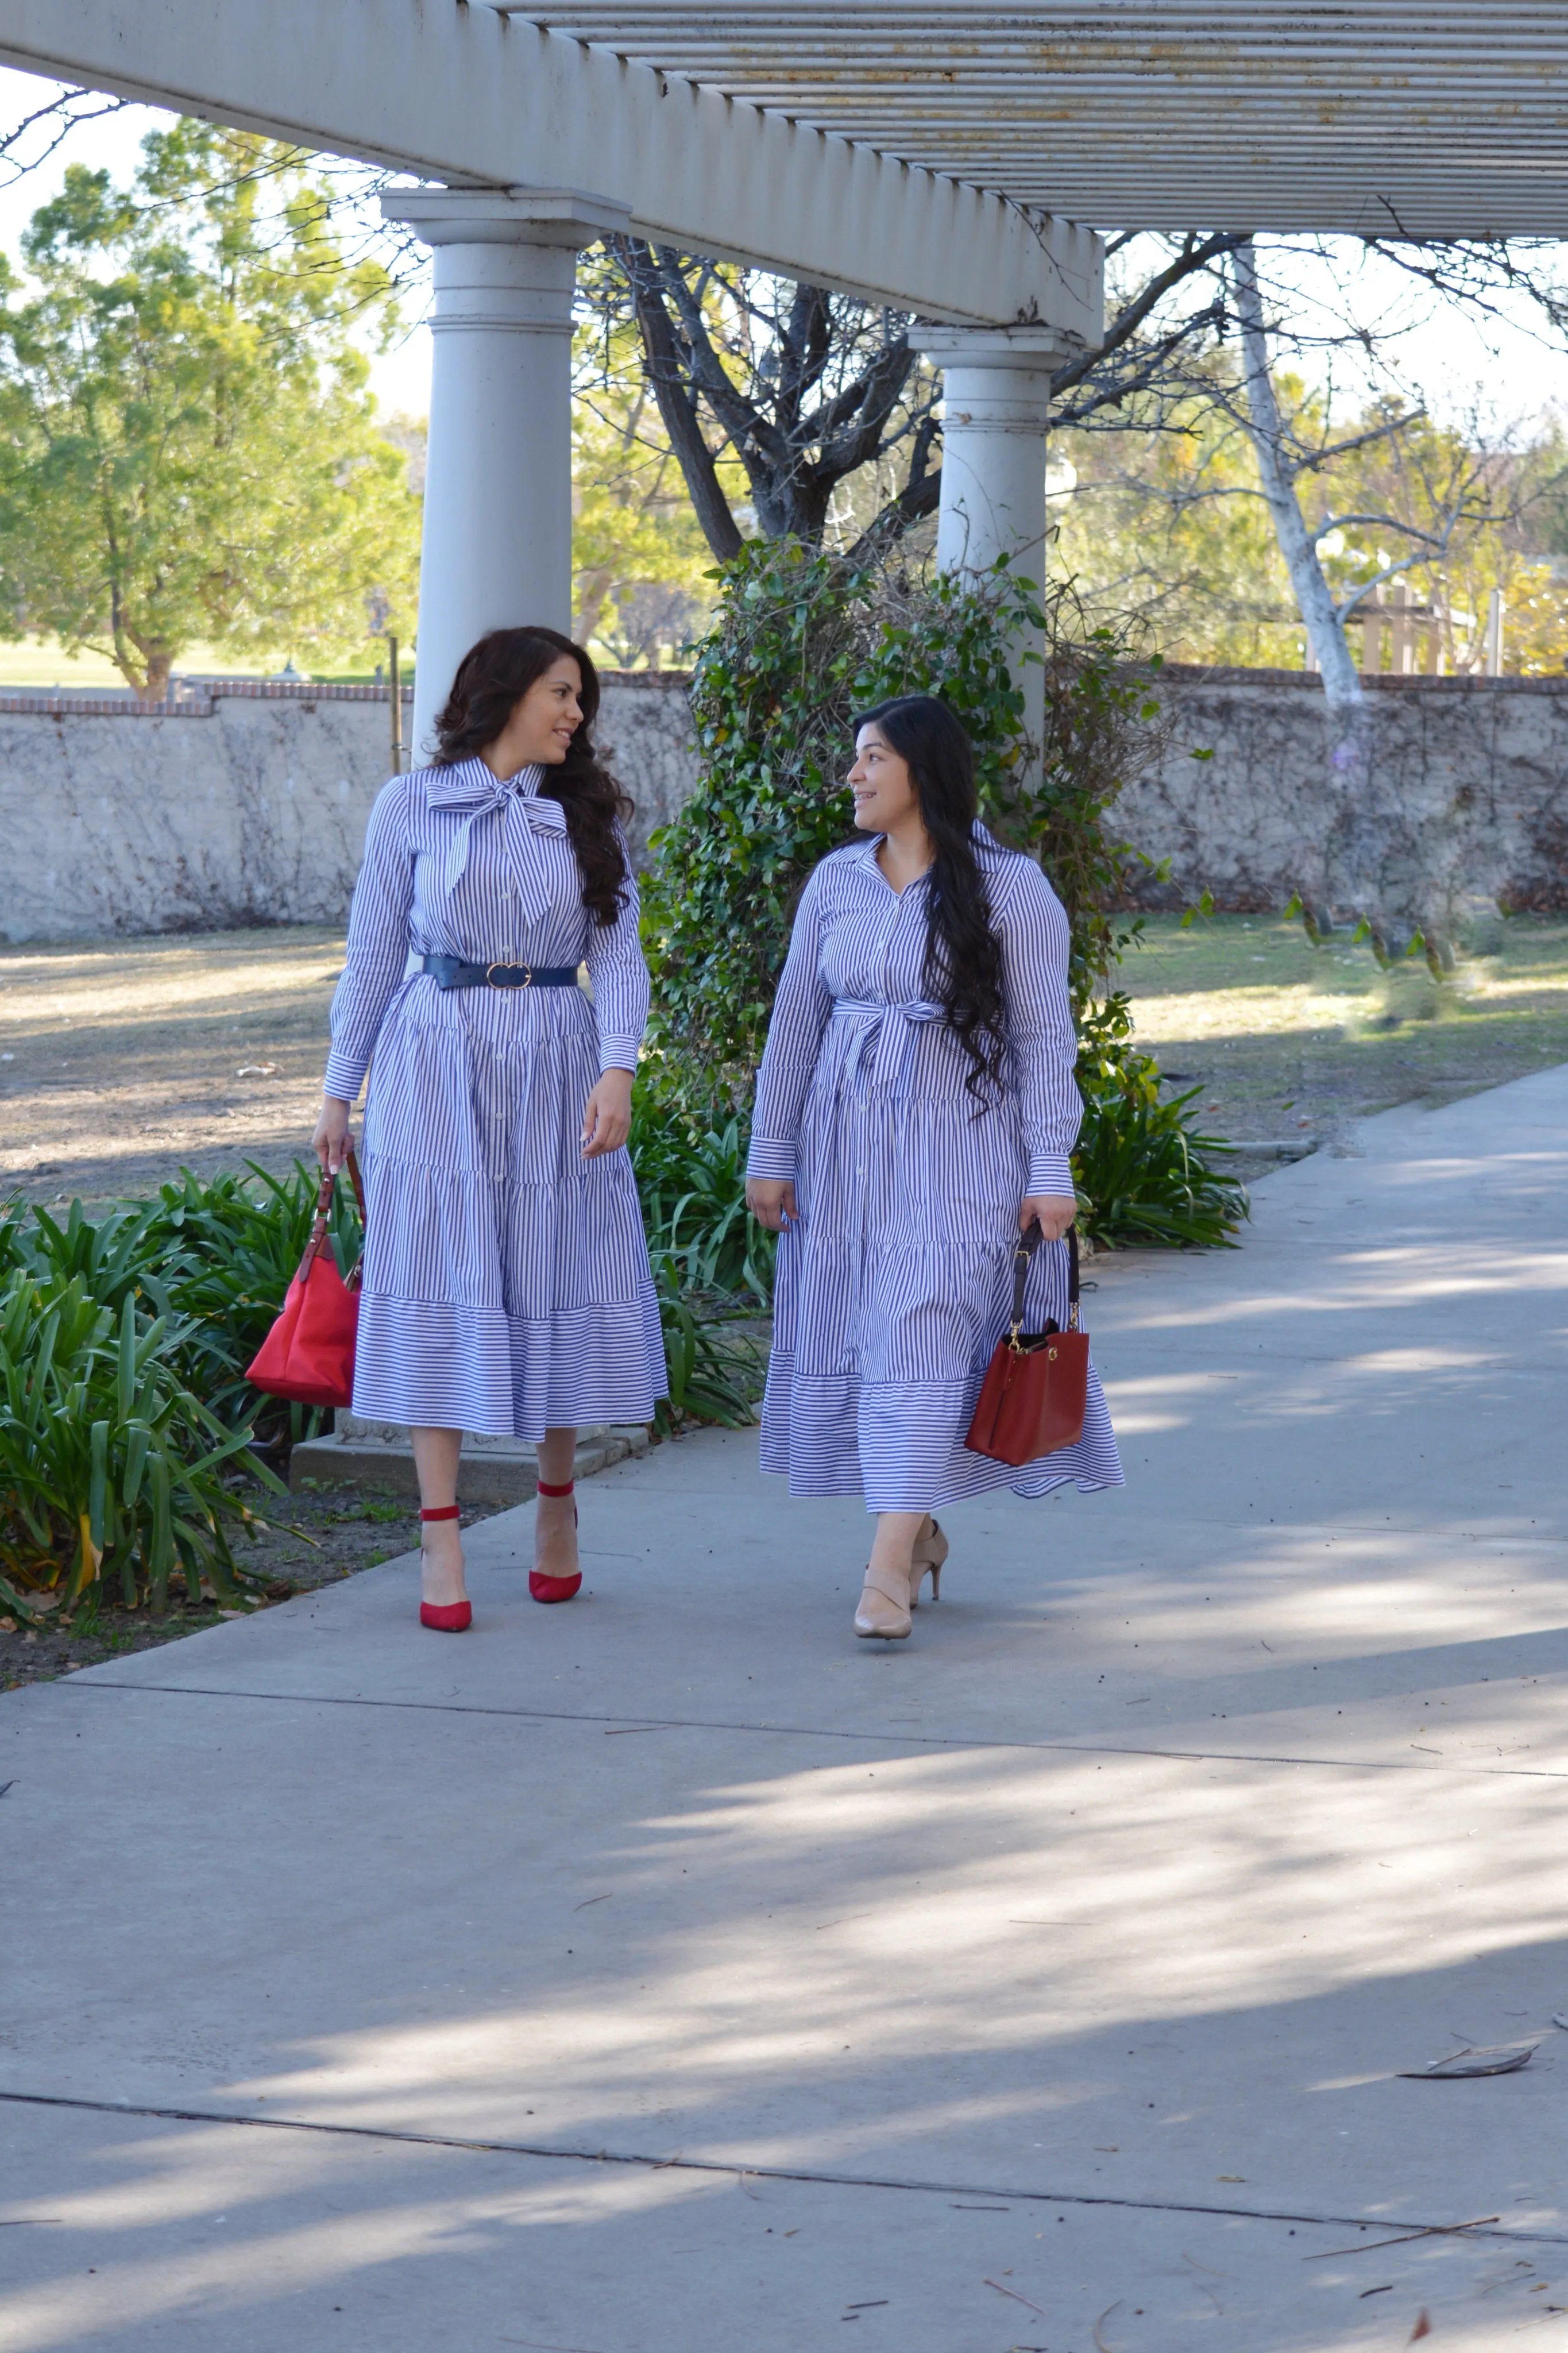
xmin=1009 ymin=1220 xmax=1079 ymax=1345
xmin=341 ymin=1141 xmax=367 ymax=1224
xmin=299 ymin=1144 xmax=366 ymax=1279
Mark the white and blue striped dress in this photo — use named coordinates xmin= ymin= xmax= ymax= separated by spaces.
xmin=747 ymin=827 xmax=1123 ymax=1511
xmin=323 ymin=758 xmax=666 ymax=1436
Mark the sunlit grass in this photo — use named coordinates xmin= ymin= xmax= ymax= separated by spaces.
xmin=1122 ymin=912 xmax=1568 ymax=1144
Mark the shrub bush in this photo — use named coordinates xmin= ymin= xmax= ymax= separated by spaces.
xmin=0 ymin=1170 xmax=362 ymax=1461
xmin=629 ymin=1089 xmax=774 ymax=1304
xmin=137 ymin=1164 xmax=362 ymax=1452
xmin=640 ymin=537 xmax=1248 ymax=1249
xmin=1073 ymin=1089 xmax=1244 ymax=1249
xmin=0 ymin=1267 xmax=280 ymax=1622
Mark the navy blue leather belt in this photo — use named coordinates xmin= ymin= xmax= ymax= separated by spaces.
xmin=422 ymin=955 xmax=581 ymax=990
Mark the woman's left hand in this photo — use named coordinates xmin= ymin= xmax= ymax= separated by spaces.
xmin=1021 ymin=1194 xmax=1077 ymax=1242
xmin=581 ymin=1068 xmax=634 ymax=1158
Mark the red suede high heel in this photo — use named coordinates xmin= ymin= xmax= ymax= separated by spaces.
xmin=530 ymin=1478 xmax=581 ymax=1603
xmin=418 ymin=1504 xmax=472 ymax=1631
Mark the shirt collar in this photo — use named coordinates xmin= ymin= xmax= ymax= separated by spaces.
xmin=849 ymin=818 xmax=997 ymax=874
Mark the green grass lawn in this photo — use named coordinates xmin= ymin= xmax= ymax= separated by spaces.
xmin=1122 ymin=911 xmax=1568 ymax=1154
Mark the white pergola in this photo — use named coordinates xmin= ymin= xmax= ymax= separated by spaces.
xmin=4 ymin=2 xmax=1566 ymax=742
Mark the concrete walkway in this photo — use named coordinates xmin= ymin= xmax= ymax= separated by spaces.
xmin=3 ymin=1068 xmax=1567 ymax=2352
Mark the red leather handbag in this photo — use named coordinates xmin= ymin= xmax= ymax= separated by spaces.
xmin=965 ymin=1224 xmax=1090 ymax=1468
xmin=245 ymin=1149 xmax=366 ymax=1409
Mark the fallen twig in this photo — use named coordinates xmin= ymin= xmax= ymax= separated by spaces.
xmin=1306 ymin=2215 xmax=1500 ymax=2261
xmin=986 ymin=2278 xmax=1049 ymax=2318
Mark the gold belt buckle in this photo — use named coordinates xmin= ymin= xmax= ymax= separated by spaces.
xmin=486 ymin=962 xmax=532 ymax=988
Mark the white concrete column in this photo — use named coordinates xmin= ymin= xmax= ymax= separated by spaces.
xmin=916 ymin=326 xmax=1068 ymax=757
xmin=381 ymin=188 xmax=629 ymax=763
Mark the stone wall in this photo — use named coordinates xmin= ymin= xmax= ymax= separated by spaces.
xmin=5 ymin=663 xmax=1566 ymax=942
xmin=1121 ymin=667 xmax=1568 ymax=924
xmin=0 ymin=671 xmax=696 ymax=943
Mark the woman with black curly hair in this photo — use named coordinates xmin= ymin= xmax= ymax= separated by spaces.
xmin=746 ymin=694 xmax=1121 ymax=1640
xmin=314 ymin=627 xmax=665 ymax=1631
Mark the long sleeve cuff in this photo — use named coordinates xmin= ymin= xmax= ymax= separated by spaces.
xmin=323 ymin=1051 xmax=369 ymax=1103
xmin=597 ymin=1033 xmax=642 ymax=1073
xmin=1026 ymin=1149 xmax=1077 ymax=1197
xmin=746 ymin=1137 xmax=797 ymax=1181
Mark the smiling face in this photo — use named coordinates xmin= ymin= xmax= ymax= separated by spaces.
xmin=848 ymin=723 xmax=920 ymax=835
xmin=496 ymin=654 xmax=585 ymax=770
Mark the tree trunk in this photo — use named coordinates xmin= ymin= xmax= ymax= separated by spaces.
xmin=110 ymin=644 xmax=148 ymax=696
xmin=1230 ymin=241 xmax=1416 ymax=950
xmin=574 ymin=565 xmax=617 ymax=649
xmin=142 ymin=649 xmax=172 ymax=702
xmin=1231 ymin=244 xmax=1360 ymax=711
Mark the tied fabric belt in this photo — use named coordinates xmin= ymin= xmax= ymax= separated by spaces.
xmin=834 ymin=996 xmax=945 ymax=1097
xmin=422 ymin=955 xmax=581 ymax=990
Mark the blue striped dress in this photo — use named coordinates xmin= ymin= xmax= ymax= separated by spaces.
xmin=323 ymin=758 xmax=666 ymax=1436
xmin=747 ymin=827 xmax=1123 ymax=1511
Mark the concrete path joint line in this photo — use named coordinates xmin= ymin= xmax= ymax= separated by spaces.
xmin=5 ymin=2092 xmax=1565 ymax=2252
xmin=68 ymin=1679 xmax=1568 ymax=1781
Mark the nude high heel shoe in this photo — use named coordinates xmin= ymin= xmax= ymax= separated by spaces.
xmin=854 ymin=1560 xmax=914 ymax=1641
xmin=908 ymin=1517 xmax=948 ymax=1607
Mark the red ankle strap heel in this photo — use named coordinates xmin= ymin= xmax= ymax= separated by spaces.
xmin=418 ymin=1503 xmax=470 ymax=1630
xmin=531 ymin=1477 xmax=581 ymax=1603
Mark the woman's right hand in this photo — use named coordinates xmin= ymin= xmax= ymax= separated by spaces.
xmin=746 ymin=1176 xmax=798 ymax=1232
xmin=313 ymin=1096 xmax=353 ymax=1174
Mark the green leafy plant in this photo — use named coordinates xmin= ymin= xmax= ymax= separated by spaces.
xmin=1 ymin=1163 xmax=362 ymax=1459
xmin=640 ymin=538 xmax=876 ymax=1112
xmin=629 ymin=1087 xmax=775 ymax=1303
xmin=1073 ymin=1089 xmax=1248 ymax=1249
xmin=0 ymin=1193 xmax=176 ymax=1317
xmin=136 ymin=1162 xmax=362 ymax=1451
xmin=0 ymin=1267 xmax=281 ymax=1624
xmin=648 ymin=1253 xmax=763 ymax=1434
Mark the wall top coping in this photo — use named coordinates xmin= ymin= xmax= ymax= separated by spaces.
xmin=5 ymin=664 xmax=1559 ymax=723
xmin=1153 ymin=663 xmax=1568 ymax=695
xmin=0 ymin=670 xmax=686 ymax=719
xmin=0 ymin=677 xmax=414 ymax=718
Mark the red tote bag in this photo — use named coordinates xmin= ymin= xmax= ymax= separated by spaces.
xmin=965 ymin=1224 xmax=1090 ymax=1469
xmin=245 ymin=1149 xmax=367 ymax=1410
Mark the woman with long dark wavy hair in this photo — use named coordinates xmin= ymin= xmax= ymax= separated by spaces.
xmin=314 ymin=627 xmax=665 ymax=1630
xmin=745 ymin=694 xmax=1122 ymax=1639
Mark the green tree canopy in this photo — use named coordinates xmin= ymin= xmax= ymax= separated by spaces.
xmin=0 ymin=123 xmax=419 ymax=696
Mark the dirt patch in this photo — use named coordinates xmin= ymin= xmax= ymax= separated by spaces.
xmin=0 ymin=928 xmax=345 ymax=1209
xmin=0 ymin=1479 xmax=453 ymax=1692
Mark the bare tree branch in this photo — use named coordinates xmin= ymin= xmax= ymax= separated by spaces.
xmin=612 ymin=237 xmax=744 ymax=562
xmin=0 ymin=85 xmax=132 ymax=188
